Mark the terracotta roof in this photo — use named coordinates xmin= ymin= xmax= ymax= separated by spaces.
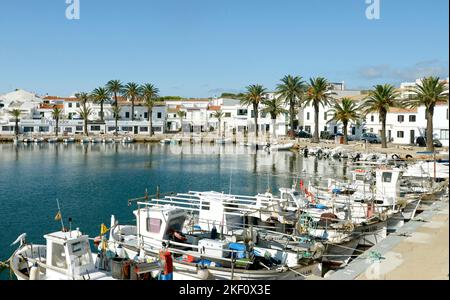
xmin=44 ymin=96 xmax=79 ymax=101
xmin=39 ymin=103 xmax=64 ymax=110
xmin=208 ymin=105 xmax=221 ymax=111
xmin=388 ymin=107 xmax=417 ymax=113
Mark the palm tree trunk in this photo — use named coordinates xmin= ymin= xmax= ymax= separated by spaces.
xmin=131 ymin=97 xmax=135 ymax=121
xmin=115 ymin=115 xmax=118 ymax=137
xmin=381 ymin=111 xmax=387 ymax=148
xmin=313 ymin=102 xmax=319 ymax=143
xmin=426 ymin=107 xmax=434 ymax=151
xmin=218 ymin=119 xmax=221 ymax=137
xmin=15 ymin=118 xmax=19 ymax=137
xmin=343 ymin=121 xmax=348 ymax=145
xmin=290 ymin=99 xmax=295 ymax=138
xmin=254 ymin=103 xmax=259 ymax=138
xmin=149 ymin=109 xmax=153 ymax=136
xmin=84 ymin=118 xmax=88 ymax=137
xmin=100 ymin=102 xmax=104 ymax=122
xmin=114 ymin=92 xmax=118 ymax=107
xmin=55 ymin=118 xmax=59 ymax=137
xmin=271 ymin=118 xmax=276 ymax=138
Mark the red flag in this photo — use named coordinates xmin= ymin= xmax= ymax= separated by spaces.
xmin=299 ymin=179 xmax=304 ymax=190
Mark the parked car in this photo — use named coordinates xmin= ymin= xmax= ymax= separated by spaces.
xmin=296 ymin=130 xmax=312 ymax=138
xmin=320 ymin=131 xmax=335 ymax=140
xmin=415 ymin=136 xmax=442 ymax=147
xmin=360 ymin=133 xmax=381 ymax=144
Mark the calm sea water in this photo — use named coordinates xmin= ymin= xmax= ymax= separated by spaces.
xmin=0 ymin=142 xmax=350 ymax=278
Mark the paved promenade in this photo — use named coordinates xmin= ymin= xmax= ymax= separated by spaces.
xmin=327 ymin=196 xmax=449 ymax=280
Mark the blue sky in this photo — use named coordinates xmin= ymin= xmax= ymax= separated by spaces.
xmin=0 ymin=0 xmax=448 ymax=97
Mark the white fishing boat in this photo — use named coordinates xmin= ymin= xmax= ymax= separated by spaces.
xmin=122 ymin=136 xmax=135 ymax=144
xmin=108 ymin=204 xmax=323 ymax=280
xmin=160 ymin=138 xmax=171 ymax=145
xmin=264 ymin=142 xmax=294 ymax=152
xmin=33 ymin=137 xmax=45 ymax=143
xmin=215 ymin=137 xmax=232 ymax=145
xmin=47 ymin=137 xmax=58 ymax=143
xmin=9 ymin=229 xmax=117 ymax=280
xmin=63 ymin=137 xmax=75 ymax=144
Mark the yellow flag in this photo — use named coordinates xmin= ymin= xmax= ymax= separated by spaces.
xmin=54 ymin=211 xmax=62 ymax=221
xmin=100 ymin=223 xmax=108 ymax=235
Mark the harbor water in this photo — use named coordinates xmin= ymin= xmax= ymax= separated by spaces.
xmin=0 ymin=142 xmax=352 ymax=279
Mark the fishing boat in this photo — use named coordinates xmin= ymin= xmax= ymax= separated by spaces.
xmin=63 ymin=137 xmax=75 ymax=144
xmin=264 ymin=142 xmax=294 ymax=152
xmin=9 ymin=229 xmax=118 ymax=280
xmin=108 ymin=203 xmax=323 ymax=280
xmin=102 ymin=138 xmax=114 ymax=144
xmin=214 ymin=138 xmax=232 ymax=145
xmin=160 ymin=138 xmax=171 ymax=145
xmin=33 ymin=137 xmax=45 ymax=143
xmin=80 ymin=137 xmax=90 ymax=144
xmin=122 ymin=136 xmax=135 ymax=144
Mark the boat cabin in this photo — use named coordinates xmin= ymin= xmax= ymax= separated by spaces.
xmin=375 ymin=169 xmax=401 ymax=206
xmin=43 ymin=230 xmax=95 ymax=279
xmin=134 ymin=205 xmax=187 ymax=243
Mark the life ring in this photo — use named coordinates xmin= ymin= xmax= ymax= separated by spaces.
xmin=405 ymin=154 xmax=413 ymax=159
xmin=392 ymin=154 xmax=400 ymax=160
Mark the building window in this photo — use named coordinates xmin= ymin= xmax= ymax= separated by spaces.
xmin=370 ymin=115 xmax=374 ymax=122
xmin=225 ymin=112 xmax=231 ymax=118
xmin=146 ymin=218 xmax=162 ymax=234
xmin=76 ymin=103 xmax=80 ymax=108
xmin=397 ymin=131 xmax=404 ymax=138
xmin=157 ymin=112 xmax=162 ymax=119
xmin=121 ymin=126 xmax=132 ymax=132
xmin=125 ymin=112 xmax=130 ymax=118
xmin=409 ymin=115 xmax=416 ymax=122
xmin=39 ymin=126 xmax=49 ymax=132
xmin=76 ymin=126 xmax=83 ymax=131
xmin=64 ymin=127 xmax=72 ymax=133
xmin=237 ymin=109 xmax=247 ymax=116
xmin=90 ymin=125 xmax=101 ymax=131
xmin=261 ymin=112 xmax=267 ymax=118
xmin=140 ymin=127 xmax=148 ymax=132
xmin=441 ymin=129 xmax=449 ymax=140
xmin=324 ymin=112 xmax=327 ymax=120
xmin=306 ymin=112 xmax=310 ymax=120
xmin=108 ymin=126 xmax=116 ymax=132
xmin=305 ymin=125 xmax=311 ymax=133
xmin=153 ymin=126 xmax=162 ymax=132
xmin=68 ymin=103 xmax=72 ymax=108
xmin=2 ymin=126 xmax=11 ymax=131
xmin=397 ymin=115 xmax=404 ymax=123
xmin=143 ymin=112 xmax=148 ymax=119
xmin=324 ymin=126 xmax=327 ymax=131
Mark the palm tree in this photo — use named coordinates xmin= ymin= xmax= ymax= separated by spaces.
xmin=106 ymin=80 xmax=123 ymax=107
xmin=262 ymin=98 xmax=288 ymax=138
xmin=123 ymin=82 xmax=141 ymax=121
xmin=9 ymin=109 xmax=21 ymax=137
xmin=91 ymin=87 xmax=109 ymax=121
xmin=276 ymin=75 xmax=305 ymax=137
xmin=362 ymin=84 xmax=401 ymax=148
xmin=111 ymin=105 xmax=121 ymax=136
xmin=327 ymin=98 xmax=360 ymax=145
xmin=142 ymin=83 xmax=160 ymax=136
xmin=76 ymin=92 xmax=92 ymax=136
xmin=213 ymin=110 xmax=225 ymax=137
xmin=241 ymin=84 xmax=266 ymax=138
xmin=52 ymin=107 xmax=63 ymax=137
xmin=405 ymin=76 xmax=448 ymax=151
xmin=304 ymin=77 xmax=336 ymax=143
xmin=177 ymin=110 xmax=186 ymax=132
